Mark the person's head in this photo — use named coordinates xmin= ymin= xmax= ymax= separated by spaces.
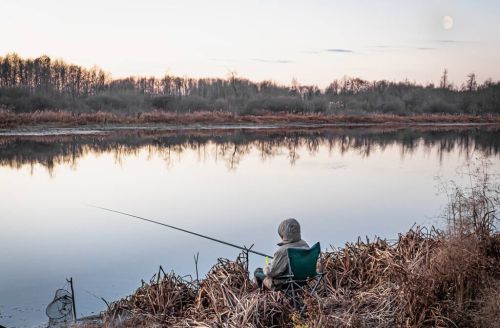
xmin=277 ymin=218 xmax=301 ymax=245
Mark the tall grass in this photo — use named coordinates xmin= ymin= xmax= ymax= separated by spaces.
xmin=440 ymin=159 xmax=499 ymax=237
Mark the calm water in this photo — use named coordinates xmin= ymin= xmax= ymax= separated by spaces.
xmin=1 ymin=126 xmax=499 ymax=327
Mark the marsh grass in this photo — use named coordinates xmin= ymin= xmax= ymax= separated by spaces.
xmin=82 ymin=161 xmax=499 ymax=328
xmin=1 ymin=109 xmax=499 ymax=129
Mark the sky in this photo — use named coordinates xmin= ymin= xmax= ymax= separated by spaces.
xmin=1 ymin=0 xmax=499 ymax=87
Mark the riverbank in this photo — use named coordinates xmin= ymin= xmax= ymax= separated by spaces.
xmin=79 ymin=229 xmax=499 ymax=328
xmin=78 ymin=172 xmax=499 ymax=328
xmin=1 ymin=110 xmax=499 ymax=129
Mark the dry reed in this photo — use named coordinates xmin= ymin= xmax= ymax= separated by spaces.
xmin=2 ymin=109 xmax=499 ymax=129
xmin=86 ymin=164 xmax=499 ymax=328
xmin=94 ymin=224 xmax=498 ymax=328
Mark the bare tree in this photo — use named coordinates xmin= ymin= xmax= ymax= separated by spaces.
xmin=440 ymin=69 xmax=449 ymax=89
xmin=465 ymin=73 xmax=477 ymax=92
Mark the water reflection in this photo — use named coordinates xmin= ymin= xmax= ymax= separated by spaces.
xmin=0 ymin=126 xmax=498 ymax=173
xmin=1 ymin=126 xmax=499 ymax=327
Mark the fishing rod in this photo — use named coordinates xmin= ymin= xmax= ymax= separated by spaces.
xmin=88 ymin=205 xmax=273 ymax=259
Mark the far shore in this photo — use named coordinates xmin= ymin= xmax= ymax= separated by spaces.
xmin=1 ymin=110 xmax=499 ymax=130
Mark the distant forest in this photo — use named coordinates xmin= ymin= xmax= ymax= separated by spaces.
xmin=0 ymin=53 xmax=499 ymax=115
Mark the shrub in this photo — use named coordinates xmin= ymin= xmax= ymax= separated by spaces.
xmin=381 ymin=98 xmax=408 ymax=115
xmin=85 ymin=94 xmax=127 ymax=112
xmin=29 ymin=95 xmax=56 ymax=111
xmin=151 ymin=95 xmax=175 ymax=110
xmin=177 ymin=95 xmax=211 ymax=112
xmin=305 ymin=98 xmax=328 ymax=113
xmin=424 ymin=98 xmax=459 ymax=114
xmin=245 ymin=95 xmax=305 ymax=113
xmin=213 ymin=98 xmax=229 ymax=111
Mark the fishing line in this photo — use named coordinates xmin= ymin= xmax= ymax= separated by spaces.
xmin=87 ymin=205 xmax=273 ymax=259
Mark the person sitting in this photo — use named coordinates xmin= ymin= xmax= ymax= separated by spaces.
xmin=254 ymin=218 xmax=309 ymax=289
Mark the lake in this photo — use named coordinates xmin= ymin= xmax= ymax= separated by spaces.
xmin=1 ymin=125 xmax=499 ymax=327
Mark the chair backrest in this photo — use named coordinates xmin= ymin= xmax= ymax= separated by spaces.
xmin=286 ymin=242 xmax=320 ymax=280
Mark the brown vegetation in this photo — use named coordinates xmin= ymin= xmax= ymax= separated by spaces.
xmin=1 ymin=109 xmax=499 ymax=129
xmin=80 ymin=162 xmax=499 ymax=328
xmin=89 ymin=229 xmax=498 ymax=327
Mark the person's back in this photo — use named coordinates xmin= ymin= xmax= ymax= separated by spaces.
xmin=255 ymin=218 xmax=309 ymax=289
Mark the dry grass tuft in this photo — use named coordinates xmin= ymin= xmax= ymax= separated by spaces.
xmin=195 ymin=257 xmax=256 ymax=319
xmin=104 ymin=271 xmax=196 ymax=326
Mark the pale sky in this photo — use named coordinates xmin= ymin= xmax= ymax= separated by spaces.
xmin=1 ymin=0 xmax=499 ymax=87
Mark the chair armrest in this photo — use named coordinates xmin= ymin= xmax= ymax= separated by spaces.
xmin=277 ymin=274 xmax=295 ymax=279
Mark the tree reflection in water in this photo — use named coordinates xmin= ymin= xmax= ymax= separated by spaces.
xmin=0 ymin=126 xmax=498 ymax=174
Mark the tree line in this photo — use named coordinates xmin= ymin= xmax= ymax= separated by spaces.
xmin=1 ymin=53 xmax=499 ymax=115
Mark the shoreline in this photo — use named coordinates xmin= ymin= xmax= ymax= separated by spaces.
xmin=1 ymin=120 xmax=499 ymax=137
xmin=79 ymin=225 xmax=500 ymax=328
xmin=0 ymin=122 xmax=500 ymax=138
xmin=1 ymin=111 xmax=499 ymax=131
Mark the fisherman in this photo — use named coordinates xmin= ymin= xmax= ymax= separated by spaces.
xmin=254 ymin=218 xmax=309 ymax=289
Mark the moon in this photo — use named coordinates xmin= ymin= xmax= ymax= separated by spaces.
xmin=442 ymin=15 xmax=454 ymax=30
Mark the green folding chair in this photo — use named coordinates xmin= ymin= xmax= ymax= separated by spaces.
xmin=280 ymin=242 xmax=325 ymax=312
